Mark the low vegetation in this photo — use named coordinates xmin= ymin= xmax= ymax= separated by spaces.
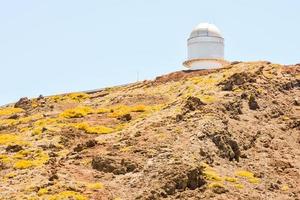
xmin=0 ymin=134 xmax=24 ymax=145
xmin=60 ymin=106 xmax=93 ymax=118
xmin=107 ymin=104 xmax=147 ymax=118
xmin=235 ymin=170 xmax=260 ymax=184
xmin=86 ymin=182 xmax=104 ymax=190
xmin=49 ymin=92 xmax=90 ymax=103
xmin=0 ymin=107 xmax=24 ymax=116
xmin=13 ymin=150 xmax=49 ymax=169
xmin=72 ymin=122 xmax=114 ymax=134
xmin=48 ymin=191 xmax=87 ymax=200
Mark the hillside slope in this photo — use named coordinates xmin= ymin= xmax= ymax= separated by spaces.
xmin=0 ymin=62 xmax=299 ymax=200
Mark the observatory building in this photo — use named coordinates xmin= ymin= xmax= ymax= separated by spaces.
xmin=183 ymin=23 xmax=227 ymax=70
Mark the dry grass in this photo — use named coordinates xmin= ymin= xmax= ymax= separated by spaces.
xmin=48 ymin=191 xmax=87 ymax=200
xmin=60 ymin=106 xmax=93 ymax=118
xmin=0 ymin=107 xmax=24 ymax=116
xmin=72 ymin=122 xmax=114 ymax=134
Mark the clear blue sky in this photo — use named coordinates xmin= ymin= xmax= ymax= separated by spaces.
xmin=1 ymin=0 xmax=300 ymax=105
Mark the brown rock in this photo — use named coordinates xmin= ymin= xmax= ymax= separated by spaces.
xmin=92 ymin=156 xmax=137 ymax=175
xmin=14 ymin=97 xmax=31 ymax=110
xmin=6 ymin=144 xmax=23 ymax=153
xmin=294 ymin=98 xmax=300 ymax=106
xmin=175 ymin=114 xmax=183 ymax=122
xmin=248 ymin=94 xmax=259 ymax=110
xmin=85 ymin=139 xmax=97 ymax=148
xmin=8 ymin=114 xmax=19 ymax=119
xmin=212 ymin=185 xmax=228 ymax=194
xmin=183 ymin=96 xmax=206 ymax=113
xmin=118 ymin=113 xmax=132 ymax=122
xmin=219 ymin=72 xmax=256 ymax=91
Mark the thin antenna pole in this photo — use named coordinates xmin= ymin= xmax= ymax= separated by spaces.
xmin=136 ymin=71 xmax=139 ymax=82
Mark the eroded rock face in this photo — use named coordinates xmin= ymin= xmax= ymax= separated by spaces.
xmin=92 ymin=156 xmax=138 ymax=175
xmin=219 ymin=72 xmax=256 ymax=91
xmin=200 ymin=119 xmax=241 ymax=161
xmin=288 ymin=119 xmax=300 ymax=130
xmin=280 ymin=79 xmax=300 ymax=91
xmin=223 ymin=100 xmax=243 ymax=119
xmin=141 ymin=164 xmax=206 ymax=199
xmin=163 ymin=166 xmax=205 ymax=194
xmin=183 ymin=96 xmax=206 ymax=113
xmin=73 ymin=139 xmax=97 ymax=152
xmin=212 ymin=135 xmax=241 ymax=161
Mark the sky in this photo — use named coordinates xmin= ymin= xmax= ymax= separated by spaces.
xmin=0 ymin=0 xmax=300 ymax=105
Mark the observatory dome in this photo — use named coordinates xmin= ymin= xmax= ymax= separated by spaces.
xmin=190 ymin=23 xmax=222 ymax=38
xmin=183 ymin=22 xmax=227 ymax=70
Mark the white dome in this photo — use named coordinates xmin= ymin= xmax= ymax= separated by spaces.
xmin=183 ymin=22 xmax=226 ymax=70
xmin=189 ymin=23 xmax=223 ymax=38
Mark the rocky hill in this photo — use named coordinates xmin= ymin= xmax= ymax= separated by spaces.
xmin=0 ymin=62 xmax=299 ymax=200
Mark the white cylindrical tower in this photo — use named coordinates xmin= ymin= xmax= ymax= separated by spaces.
xmin=183 ymin=23 xmax=227 ymax=70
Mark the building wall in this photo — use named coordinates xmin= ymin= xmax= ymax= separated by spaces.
xmin=187 ymin=60 xmax=223 ymax=70
xmin=187 ymin=36 xmax=224 ymax=60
